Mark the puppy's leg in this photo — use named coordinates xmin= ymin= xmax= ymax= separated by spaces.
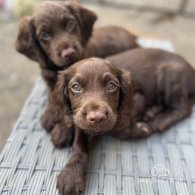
xmin=127 ymin=100 xmax=191 ymax=137
xmin=131 ymin=121 xmax=153 ymax=138
xmin=51 ymin=122 xmax=74 ymax=148
xmin=143 ymin=105 xmax=164 ymax=122
xmin=41 ymin=106 xmax=58 ymax=132
xmin=124 ymin=105 xmax=163 ymax=138
xmin=114 ymin=121 xmax=153 ymax=140
xmin=131 ymin=93 xmax=154 ymax=138
xmin=113 ymin=93 xmax=153 ymax=139
xmin=41 ymin=107 xmax=75 ymax=147
xmin=41 ymin=82 xmax=70 ymax=132
xmin=57 ymin=129 xmax=92 ymax=195
xmin=131 ymin=93 xmax=146 ymax=123
xmin=150 ymin=99 xmax=192 ymax=132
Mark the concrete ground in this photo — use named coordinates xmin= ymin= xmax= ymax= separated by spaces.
xmin=0 ymin=3 xmax=195 ymax=150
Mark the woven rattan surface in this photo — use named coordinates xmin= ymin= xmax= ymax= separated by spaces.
xmin=1 ymin=39 xmax=195 ymax=195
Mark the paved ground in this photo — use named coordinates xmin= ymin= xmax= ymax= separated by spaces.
xmin=0 ymin=3 xmax=195 ymax=150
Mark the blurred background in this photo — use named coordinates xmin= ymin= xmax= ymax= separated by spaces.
xmin=0 ymin=0 xmax=195 ymax=150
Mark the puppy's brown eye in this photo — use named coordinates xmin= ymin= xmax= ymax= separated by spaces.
xmin=71 ymin=82 xmax=82 ymax=92
xmin=66 ymin=19 xmax=76 ymax=31
xmin=107 ymin=81 xmax=117 ymax=91
xmin=40 ymin=32 xmax=51 ymax=41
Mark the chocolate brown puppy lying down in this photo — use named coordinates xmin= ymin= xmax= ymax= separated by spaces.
xmin=15 ymin=1 xmax=139 ymax=137
xmin=49 ymin=48 xmax=195 ymax=147
xmin=53 ymin=53 xmax=195 ymax=194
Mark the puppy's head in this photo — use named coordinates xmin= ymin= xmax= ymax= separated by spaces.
xmin=58 ymin=58 xmax=132 ymax=135
xmin=15 ymin=1 xmax=97 ymax=68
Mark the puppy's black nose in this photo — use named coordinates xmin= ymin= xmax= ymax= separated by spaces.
xmin=86 ymin=111 xmax=106 ymax=125
xmin=61 ymin=48 xmax=75 ymax=59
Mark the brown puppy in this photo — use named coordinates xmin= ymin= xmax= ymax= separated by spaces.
xmin=16 ymin=1 xmax=97 ymax=89
xmin=55 ymin=50 xmax=195 ymax=139
xmin=15 ymin=1 xmax=139 ymax=141
xmin=53 ymin=55 xmax=195 ymax=194
xmin=50 ymin=48 xmax=195 ymax=147
xmin=55 ymin=53 xmax=195 ymax=195
xmin=55 ymin=58 xmax=134 ymax=195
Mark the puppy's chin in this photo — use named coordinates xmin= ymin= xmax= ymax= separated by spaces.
xmin=73 ymin=113 xmax=117 ymax=135
xmin=56 ymin=58 xmax=78 ymax=68
xmin=51 ymin=49 xmax=84 ymax=68
xmin=52 ymin=55 xmax=81 ymax=68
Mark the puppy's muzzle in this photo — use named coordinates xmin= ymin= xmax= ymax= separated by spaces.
xmin=74 ymin=99 xmax=117 ymax=134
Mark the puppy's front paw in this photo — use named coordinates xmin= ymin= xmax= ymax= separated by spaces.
xmin=51 ymin=123 xmax=74 ymax=148
xmin=57 ymin=165 xmax=86 ymax=195
xmin=135 ymin=122 xmax=153 ymax=138
xmin=41 ymin=110 xmax=56 ymax=132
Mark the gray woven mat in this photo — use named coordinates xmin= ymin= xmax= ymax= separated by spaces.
xmin=1 ymin=39 xmax=195 ymax=195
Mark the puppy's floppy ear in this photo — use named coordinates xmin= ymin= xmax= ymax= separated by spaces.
xmin=15 ymin=16 xmax=39 ymax=62
xmin=118 ymin=69 xmax=133 ymax=111
xmin=65 ymin=0 xmax=97 ymax=44
xmin=55 ymin=70 xmax=73 ymax=112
